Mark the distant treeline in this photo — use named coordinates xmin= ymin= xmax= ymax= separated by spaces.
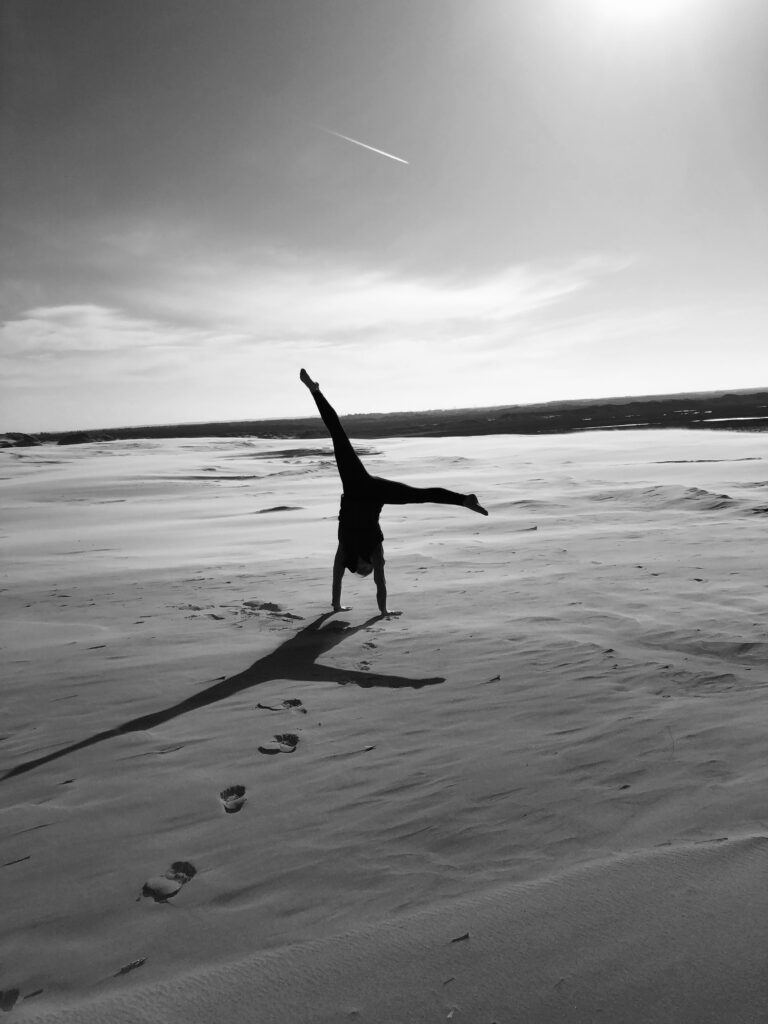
xmin=15 ymin=389 xmax=768 ymax=446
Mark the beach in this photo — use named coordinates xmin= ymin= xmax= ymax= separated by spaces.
xmin=2 ymin=429 xmax=768 ymax=1022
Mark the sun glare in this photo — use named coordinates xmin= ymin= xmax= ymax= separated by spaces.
xmin=592 ymin=0 xmax=700 ymax=25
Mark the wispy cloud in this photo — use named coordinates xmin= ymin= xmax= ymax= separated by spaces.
xmin=5 ymin=203 xmax=630 ymax=352
xmin=125 ymin=252 xmax=626 ymax=346
xmin=2 ymin=254 xmax=623 ymax=365
xmin=0 ymin=305 xmax=221 ymax=379
xmin=1 ymin=250 xmax=638 ymax=428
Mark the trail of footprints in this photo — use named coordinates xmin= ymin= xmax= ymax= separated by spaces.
xmin=6 ymin=619 xmax=365 ymax=1001
xmin=138 ymin=696 xmax=308 ymax=914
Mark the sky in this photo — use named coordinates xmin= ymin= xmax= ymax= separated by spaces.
xmin=2 ymin=0 xmax=767 ymax=431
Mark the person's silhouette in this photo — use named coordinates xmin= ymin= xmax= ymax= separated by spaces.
xmin=300 ymin=369 xmax=488 ymax=615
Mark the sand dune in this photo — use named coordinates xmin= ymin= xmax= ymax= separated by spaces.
xmin=2 ymin=429 xmax=767 ymax=1021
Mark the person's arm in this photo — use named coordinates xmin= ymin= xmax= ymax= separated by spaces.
xmin=332 ymin=542 xmax=349 ymax=611
xmin=372 ymin=545 xmax=400 ymax=617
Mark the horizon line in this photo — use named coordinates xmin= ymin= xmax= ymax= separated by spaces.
xmin=6 ymin=385 xmax=767 ymax=438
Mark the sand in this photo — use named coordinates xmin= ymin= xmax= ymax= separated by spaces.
xmin=2 ymin=429 xmax=767 ymax=1022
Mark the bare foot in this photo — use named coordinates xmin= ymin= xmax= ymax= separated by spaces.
xmin=464 ymin=493 xmax=488 ymax=516
xmin=332 ymin=604 xmax=351 ymax=612
xmin=300 ymin=368 xmax=320 ymax=392
xmin=380 ymin=609 xmax=402 ymax=618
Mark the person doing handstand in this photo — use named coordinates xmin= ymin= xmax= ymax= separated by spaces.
xmin=300 ymin=369 xmax=488 ymax=616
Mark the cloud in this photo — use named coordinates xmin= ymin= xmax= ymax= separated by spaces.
xmin=0 ymin=253 xmax=638 ymax=420
xmin=2 ymin=253 xmax=625 ymax=368
xmin=0 ymin=304 xmax=236 ymax=367
xmin=127 ymin=252 xmax=628 ymax=348
xmin=1 ymin=251 xmax=638 ymax=429
xmin=501 ymin=305 xmax=689 ymax=359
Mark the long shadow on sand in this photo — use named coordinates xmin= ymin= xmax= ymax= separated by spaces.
xmin=2 ymin=612 xmax=445 ymax=780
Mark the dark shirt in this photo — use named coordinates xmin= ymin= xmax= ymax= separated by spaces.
xmin=338 ymin=493 xmax=383 ymax=570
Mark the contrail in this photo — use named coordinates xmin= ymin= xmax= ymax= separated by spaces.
xmin=321 ymin=127 xmax=409 ymax=165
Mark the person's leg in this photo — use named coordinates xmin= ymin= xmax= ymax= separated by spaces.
xmin=370 ymin=476 xmax=487 ymax=513
xmin=301 ymin=370 xmax=368 ymax=492
xmin=377 ymin=479 xmax=464 ymax=505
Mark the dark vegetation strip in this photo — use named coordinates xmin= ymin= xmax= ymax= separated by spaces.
xmin=7 ymin=389 xmax=768 ymax=446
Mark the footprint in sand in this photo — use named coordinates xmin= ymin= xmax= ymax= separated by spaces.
xmin=140 ymin=861 xmax=197 ymax=902
xmin=242 ymin=600 xmax=304 ymax=622
xmin=256 ymin=698 xmax=307 ymax=714
xmin=258 ymin=733 xmax=299 ymax=755
xmin=220 ymin=785 xmax=247 ymax=813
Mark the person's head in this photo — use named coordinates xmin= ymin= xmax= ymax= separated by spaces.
xmin=355 ymin=555 xmax=374 ymax=577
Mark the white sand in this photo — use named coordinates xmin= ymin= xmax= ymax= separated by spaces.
xmin=2 ymin=430 xmax=767 ymax=1022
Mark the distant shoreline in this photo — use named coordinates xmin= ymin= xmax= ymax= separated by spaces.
xmin=4 ymin=388 xmax=768 ymax=446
